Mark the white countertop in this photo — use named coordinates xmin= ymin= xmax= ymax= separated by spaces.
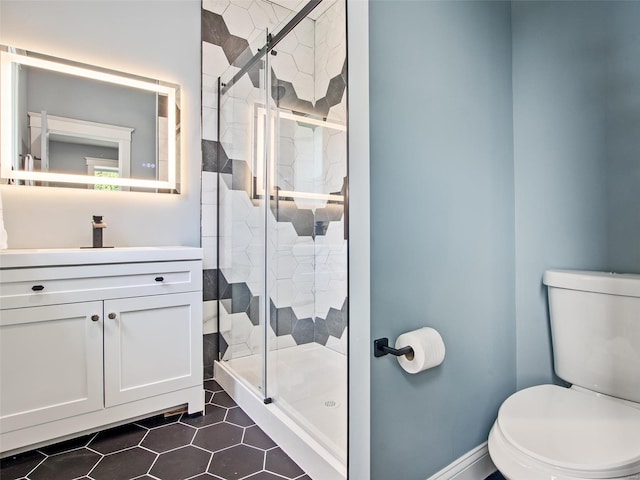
xmin=0 ymin=246 xmax=203 ymax=269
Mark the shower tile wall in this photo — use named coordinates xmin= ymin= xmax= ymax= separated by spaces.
xmin=201 ymin=0 xmax=347 ymax=373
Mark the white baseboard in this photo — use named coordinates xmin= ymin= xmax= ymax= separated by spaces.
xmin=427 ymin=443 xmax=497 ymax=480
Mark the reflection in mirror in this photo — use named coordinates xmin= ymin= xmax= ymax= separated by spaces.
xmin=254 ymin=107 xmax=346 ymax=202
xmin=0 ymin=45 xmax=180 ymax=193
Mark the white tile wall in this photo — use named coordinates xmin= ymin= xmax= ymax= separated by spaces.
xmin=202 ymin=0 xmax=347 ymax=356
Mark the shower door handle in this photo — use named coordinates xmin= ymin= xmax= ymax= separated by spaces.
xmin=343 ymin=176 xmax=348 ymax=241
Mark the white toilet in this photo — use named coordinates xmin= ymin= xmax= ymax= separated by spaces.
xmin=488 ymin=269 xmax=640 ymax=480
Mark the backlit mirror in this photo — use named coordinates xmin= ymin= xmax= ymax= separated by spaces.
xmin=0 ymin=45 xmax=180 ymax=193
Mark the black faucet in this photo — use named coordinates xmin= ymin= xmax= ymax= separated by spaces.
xmin=92 ymin=215 xmax=107 ymax=248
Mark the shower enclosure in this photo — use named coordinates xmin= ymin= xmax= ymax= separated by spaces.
xmin=214 ymin=0 xmax=348 ymax=476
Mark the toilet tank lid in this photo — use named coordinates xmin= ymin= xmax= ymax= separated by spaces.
xmin=543 ymin=269 xmax=640 ymax=297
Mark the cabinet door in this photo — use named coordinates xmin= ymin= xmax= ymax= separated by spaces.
xmin=103 ymin=292 xmax=202 ymax=407
xmin=0 ymin=302 xmax=104 ymax=433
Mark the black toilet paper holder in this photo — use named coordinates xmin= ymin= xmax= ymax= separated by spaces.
xmin=373 ymin=338 xmax=414 ymax=358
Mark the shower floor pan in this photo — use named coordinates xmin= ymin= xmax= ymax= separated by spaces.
xmin=215 ymin=343 xmax=347 ymax=480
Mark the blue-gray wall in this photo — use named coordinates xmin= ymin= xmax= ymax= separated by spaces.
xmin=513 ymin=0 xmax=640 ymax=390
xmin=370 ymin=0 xmax=640 ymax=477
xmin=369 ymin=2 xmax=516 ymax=478
xmin=606 ymin=3 xmax=640 ymax=272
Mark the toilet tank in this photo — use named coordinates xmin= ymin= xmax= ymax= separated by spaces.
xmin=543 ymin=269 xmax=640 ymax=403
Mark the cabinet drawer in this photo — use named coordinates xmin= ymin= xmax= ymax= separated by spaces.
xmin=0 ymin=261 xmax=202 ymax=309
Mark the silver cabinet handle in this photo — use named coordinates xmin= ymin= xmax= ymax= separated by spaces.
xmin=91 ymin=315 xmax=100 ymax=322
xmin=108 ymin=313 xmax=116 ymax=320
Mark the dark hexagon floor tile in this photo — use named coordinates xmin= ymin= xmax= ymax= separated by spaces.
xmin=38 ymin=433 xmax=94 ymax=456
xmin=485 ymin=472 xmax=506 ymax=480
xmin=149 ymin=445 xmax=211 ymax=480
xmin=243 ymin=425 xmax=277 ymax=450
xmin=89 ymin=423 xmax=147 ymax=454
xmin=193 ymin=422 xmax=243 ymax=453
xmin=135 ymin=413 xmax=181 ymax=429
xmin=208 ymin=444 xmax=264 ymax=480
xmin=204 ymin=379 xmax=224 ymax=393
xmin=141 ymin=422 xmax=197 ymax=453
xmin=225 ymin=407 xmax=255 ymax=427
xmin=90 ymin=446 xmax=156 ymax=480
xmin=29 ymin=448 xmax=101 ymax=480
xmin=243 ymin=472 xmax=291 ymax=480
xmin=265 ymin=448 xmax=304 ymax=479
xmin=180 ymin=404 xmax=227 ymax=427
xmin=205 ymin=390 xmax=214 ymax=403
xmin=211 ymin=391 xmax=237 ymax=408
xmin=0 ymin=449 xmax=45 ymax=480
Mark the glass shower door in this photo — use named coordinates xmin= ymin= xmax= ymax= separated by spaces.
xmin=217 ymin=0 xmax=348 ymax=465
xmin=264 ymin=5 xmax=349 ymax=462
xmin=217 ymin=29 xmax=270 ymax=397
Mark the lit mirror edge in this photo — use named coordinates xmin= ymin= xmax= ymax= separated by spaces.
xmin=253 ymin=106 xmax=346 ymax=202
xmin=0 ymin=45 xmax=180 ymax=193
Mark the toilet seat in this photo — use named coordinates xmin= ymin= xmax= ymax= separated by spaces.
xmin=489 ymin=385 xmax=640 ymax=479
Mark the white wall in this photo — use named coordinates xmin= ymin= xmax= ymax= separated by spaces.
xmin=0 ymin=0 xmax=201 ymax=248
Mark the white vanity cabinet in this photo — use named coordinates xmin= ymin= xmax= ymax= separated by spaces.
xmin=1 ymin=301 xmax=105 ymax=432
xmin=0 ymin=247 xmax=204 ymax=455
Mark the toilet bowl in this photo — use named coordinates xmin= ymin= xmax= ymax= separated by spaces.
xmin=488 ymin=270 xmax=640 ymax=480
xmin=488 ymin=385 xmax=640 ymax=480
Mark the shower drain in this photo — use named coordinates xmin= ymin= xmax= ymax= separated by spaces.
xmin=323 ymin=399 xmax=340 ymax=409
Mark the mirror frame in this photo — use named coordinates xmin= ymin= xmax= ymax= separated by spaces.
xmin=0 ymin=47 xmax=179 ymax=192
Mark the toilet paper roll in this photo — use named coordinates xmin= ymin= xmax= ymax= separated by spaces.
xmin=395 ymin=327 xmax=445 ymax=374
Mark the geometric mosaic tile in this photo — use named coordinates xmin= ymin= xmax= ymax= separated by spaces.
xmin=265 ymin=297 xmax=348 ymax=348
xmin=325 ymin=297 xmax=348 ymax=339
xmin=0 ymin=381 xmax=310 ymax=480
xmin=204 ymin=0 xmax=349 ymax=361
xmin=203 ymin=332 xmax=219 ymax=379
xmin=313 ymin=317 xmax=330 ymax=345
xmin=291 ymin=317 xmax=315 ymax=345
xmin=89 ymin=424 xmax=147 ymax=455
xmin=202 ymin=139 xmax=231 ymax=174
